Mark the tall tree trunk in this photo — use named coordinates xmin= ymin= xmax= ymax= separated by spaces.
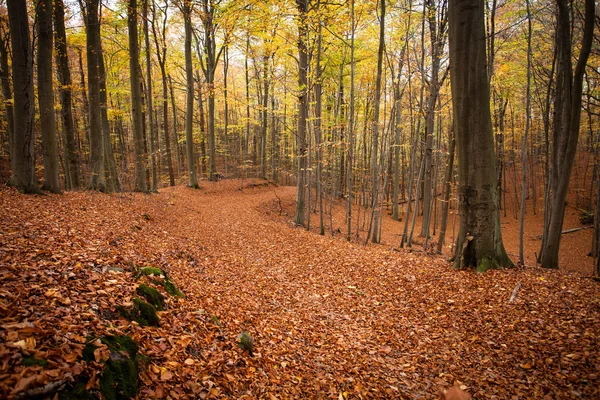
xmin=53 ymin=0 xmax=80 ymax=189
xmin=541 ymin=0 xmax=594 ymax=269
xmin=294 ymin=0 xmax=309 ymax=227
xmin=97 ymin=25 xmax=120 ymax=192
xmin=84 ymin=0 xmax=105 ymax=191
xmin=518 ymin=0 xmax=532 ymax=265
xmin=420 ymin=0 xmax=445 ymax=238
xmin=7 ymin=0 xmax=38 ymax=193
xmin=128 ymin=0 xmax=147 ymax=192
xmin=151 ymin=0 xmax=175 ymax=186
xmin=437 ymin=127 xmax=455 ymax=254
xmin=143 ymin=0 xmax=158 ymax=191
xmin=0 ymin=18 xmax=15 ymax=185
xmin=315 ymin=6 xmax=325 ymax=236
xmin=200 ymin=0 xmax=219 ymax=182
xmin=370 ymin=0 xmax=385 ymax=244
xmin=183 ymin=0 xmax=198 ymax=187
xmin=260 ymin=55 xmax=269 ymax=180
xmin=449 ymin=0 xmax=513 ymax=271
xmin=346 ymin=0 xmax=355 ymax=240
xmin=36 ymin=0 xmax=61 ymax=193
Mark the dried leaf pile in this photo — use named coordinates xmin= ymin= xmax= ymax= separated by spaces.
xmin=1 ymin=181 xmax=599 ymax=399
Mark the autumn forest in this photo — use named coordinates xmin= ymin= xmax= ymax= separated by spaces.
xmin=0 ymin=0 xmax=599 ymax=398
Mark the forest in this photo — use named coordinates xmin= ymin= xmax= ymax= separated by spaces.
xmin=0 ymin=0 xmax=599 ymax=398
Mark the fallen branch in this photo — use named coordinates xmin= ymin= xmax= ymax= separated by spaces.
xmin=533 ymin=225 xmax=593 ymax=239
xmin=509 ymin=282 xmax=522 ymax=303
xmin=15 ymin=380 xmax=65 ymax=400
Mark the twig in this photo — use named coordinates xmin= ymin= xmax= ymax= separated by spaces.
xmin=509 ymin=282 xmax=522 ymax=303
xmin=532 ymin=225 xmax=592 ymax=239
xmin=15 ymin=380 xmax=66 ymax=399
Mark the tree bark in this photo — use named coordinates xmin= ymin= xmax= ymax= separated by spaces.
xmin=0 ymin=18 xmax=15 ymax=185
xmin=541 ymin=0 xmax=594 ymax=269
xmin=183 ymin=0 xmax=198 ymax=187
xmin=370 ymin=0 xmax=385 ymax=244
xmin=448 ymin=0 xmax=512 ymax=271
xmin=128 ymin=0 xmax=147 ymax=192
xmin=84 ymin=0 xmax=106 ymax=191
xmin=53 ymin=0 xmax=80 ymax=189
xmin=294 ymin=0 xmax=309 ymax=227
xmin=143 ymin=0 xmax=158 ymax=192
xmin=6 ymin=0 xmax=38 ymax=193
xmin=36 ymin=0 xmax=61 ymax=193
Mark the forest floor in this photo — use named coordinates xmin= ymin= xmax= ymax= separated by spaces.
xmin=1 ymin=180 xmax=599 ymax=399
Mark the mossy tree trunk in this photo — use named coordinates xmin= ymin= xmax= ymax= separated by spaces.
xmin=448 ymin=0 xmax=512 ymax=272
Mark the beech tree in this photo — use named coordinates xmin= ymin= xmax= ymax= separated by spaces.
xmin=448 ymin=0 xmax=512 ymax=271
xmin=128 ymin=0 xmax=147 ymax=192
xmin=6 ymin=0 xmax=38 ymax=193
xmin=540 ymin=0 xmax=595 ymax=269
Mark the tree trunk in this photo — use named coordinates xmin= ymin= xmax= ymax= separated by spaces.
xmin=518 ymin=0 xmax=532 ymax=265
xmin=448 ymin=0 xmax=512 ymax=271
xmin=437 ymin=127 xmax=455 ymax=254
xmin=0 ymin=18 xmax=15 ymax=185
xmin=370 ymin=0 xmax=385 ymax=244
xmin=183 ymin=0 xmax=198 ymax=187
xmin=541 ymin=0 xmax=594 ymax=269
xmin=7 ymin=0 xmax=38 ymax=193
xmin=143 ymin=0 xmax=158 ymax=191
xmin=36 ymin=0 xmax=61 ymax=193
xmin=346 ymin=0 xmax=355 ymax=240
xmin=294 ymin=0 xmax=309 ymax=227
xmin=53 ymin=0 xmax=80 ymax=189
xmin=151 ymin=0 xmax=175 ymax=186
xmin=85 ymin=0 xmax=105 ymax=191
xmin=128 ymin=0 xmax=147 ymax=192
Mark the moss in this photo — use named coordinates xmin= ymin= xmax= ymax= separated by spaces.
xmin=237 ymin=332 xmax=254 ymax=356
xmin=59 ymin=382 xmax=98 ymax=400
xmin=133 ymin=298 xmax=159 ymax=326
xmin=139 ymin=267 xmax=164 ymax=277
xmin=99 ymin=335 xmax=138 ymax=400
xmin=163 ymin=278 xmax=185 ymax=298
xmin=70 ymin=335 xmax=139 ymax=400
xmin=475 ymin=256 xmax=497 ymax=273
xmin=22 ymin=356 xmax=48 ymax=367
xmin=118 ymin=298 xmax=159 ymax=326
xmin=136 ymin=284 xmax=165 ymax=311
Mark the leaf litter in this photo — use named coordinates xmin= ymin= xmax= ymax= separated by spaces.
xmin=0 ymin=181 xmax=598 ymax=399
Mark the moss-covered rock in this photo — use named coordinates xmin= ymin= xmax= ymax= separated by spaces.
xmin=136 ymin=284 xmax=165 ymax=311
xmin=139 ymin=267 xmax=164 ymax=277
xmin=163 ymin=278 xmax=185 ymax=298
xmin=68 ymin=335 xmax=139 ymax=400
xmin=59 ymin=381 xmax=98 ymax=400
xmin=119 ymin=298 xmax=159 ymax=327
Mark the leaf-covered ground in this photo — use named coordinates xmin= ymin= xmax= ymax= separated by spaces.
xmin=1 ymin=181 xmax=599 ymax=399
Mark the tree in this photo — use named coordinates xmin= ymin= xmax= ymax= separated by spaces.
xmin=53 ymin=0 xmax=80 ymax=189
xmin=143 ymin=0 xmax=158 ymax=192
xmin=82 ymin=0 xmax=106 ymax=190
xmin=128 ymin=0 xmax=148 ymax=192
xmin=151 ymin=0 xmax=176 ymax=186
xmin=448 ymin=0 xmax=512 ymax=271
xmin=294 ymin=0 xmax=309 ymax=227
xmin=36 ymin=0 xmax=61 ymax=193
xmin=367 ymin=0 xmax=385 ymax=244
xmin=540 ymin=0 xmax=595 ymax=269
xmin=0 ymin=11 xmax=14 ymax=185
xmin=183 ymin=0 xmax=199 ymax=188
xmin=6 ymin=0 xmax=38 ymax=193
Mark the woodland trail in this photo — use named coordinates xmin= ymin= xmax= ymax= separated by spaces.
xmin=1 ymin=180 xmax=599 ymax=399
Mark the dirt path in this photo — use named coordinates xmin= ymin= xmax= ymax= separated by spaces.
xmin=139 ymin=182 xmax=599 ymax=399
xmin=1 ymin=181 xmax=598 ymax=399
